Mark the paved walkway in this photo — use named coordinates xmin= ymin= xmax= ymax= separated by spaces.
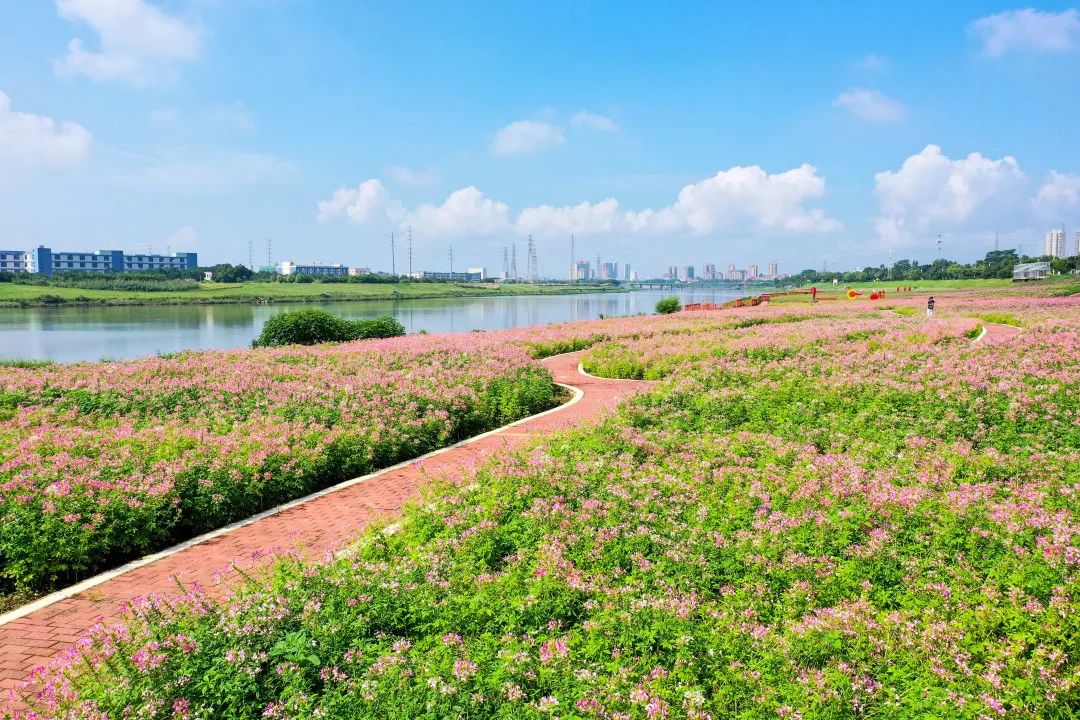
xmin=977 ymin=321 xmax=1022 ymax=343
xmin=0 ymin=352 xmax=651 ymax=708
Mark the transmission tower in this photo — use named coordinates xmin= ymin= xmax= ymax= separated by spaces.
xmin=390 ymin=232 xmax=396 ymax=276
xmin=407 ymin=226 xmax=413 ymax=277
xmin=510 ymin=243 xmax=518 ymax=280
xmin=266 ymin=238 xmax=272 ymax=270
xmin=248 ymin=239 xmax=253 ymax=270
xmin=994 ymin=231 xmax=999 ymax=252
xmin=502 ymin=246 xmax=509 ymax=279
xmin=448 ymin=243 xmax=454 ymax=275
xmin=937 ymin=233 xmax=943 ymax=259
xmin=526 ymin=235 xmax=538 ymax=282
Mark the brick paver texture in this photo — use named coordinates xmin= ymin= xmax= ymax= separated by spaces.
xmin=0 ymin=351 xmax=650 ymax=709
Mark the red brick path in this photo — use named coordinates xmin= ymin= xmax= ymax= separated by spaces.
xmin=978 ymin=321 xmax=1022 ymax=343
xmin=0 ymin=352 xmax=650 ymax=708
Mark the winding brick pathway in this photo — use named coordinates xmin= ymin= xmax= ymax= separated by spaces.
xmin=977 ymin=321 xmax=1022 ymax=343
xmin=0 ymin=352 xmax=651 ymax=709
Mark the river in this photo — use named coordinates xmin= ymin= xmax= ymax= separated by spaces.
xmin=0 ymin=289 xmax=746 ymax=363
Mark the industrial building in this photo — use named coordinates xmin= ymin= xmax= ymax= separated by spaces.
xmin=1 ymin=246 xmax=198 ymax=275
xmin=276 ymin=261 xmax=348 ymax=276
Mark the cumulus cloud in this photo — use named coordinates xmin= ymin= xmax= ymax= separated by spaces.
xmin=0 ymin=91 xmax=92 ymax=172
xmin=971 ymin=8 xmax=1080 ymax=57
xmin=1034 ymin=171 xmax=1080 ymax=217
xmin=385 ymin=164 xmax=438 ymax=188
xmin=570 ymin=111 xmax=620 ymax=133
xmin=873 ymin=145 xmax=1030 ymax=245
xmin=319 ymin=164 xmax=841 ymax=241
xmin=834 ymin=88 xmax=906 ymax=123
xmin=491 ymin=120 xmax=565 ymax=156
xmin=406 ymin=187 xmax=512 ymax=237
xmin=54 ymin=0 xmax=201 ymax=85
xmin=317 ymin=179 xmax=405 ymax=224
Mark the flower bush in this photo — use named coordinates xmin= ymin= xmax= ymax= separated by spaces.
xmin=19 ymin=295 xmax=1080 ymax=719
xmin=0 ymin=335 xmax=556 ymax=591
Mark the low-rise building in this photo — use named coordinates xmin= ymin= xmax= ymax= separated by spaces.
xmin=1013 ymin=261 xmax=1050 ymax=281
xmin=277 ymin=261 xmax=348 ymax=276
xmin=419 ymin=270 xmax=484 ymax=282
xmin=18 ymin=246 xmax=198 ymax=275
xmin=0 ymin=250 xmax=30 ymax=273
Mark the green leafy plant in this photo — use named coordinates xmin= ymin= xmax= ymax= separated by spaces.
xmin=253 ymin=309 xmax=405 ymax=347
xmin=654 ymin=296 xmax=682 ymax=314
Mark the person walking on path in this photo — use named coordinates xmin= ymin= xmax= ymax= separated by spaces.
xmin=926 ymin=296 xmax=935 ymax=319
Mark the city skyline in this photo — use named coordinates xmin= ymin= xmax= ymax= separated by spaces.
xmin=2 ymin=3 xmax=1080 ymax=274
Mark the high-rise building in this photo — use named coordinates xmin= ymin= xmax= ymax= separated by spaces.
xmin=748 ymin=263 xmax=759 ymax=280
xmin=737 ymin=269 xmax=747 ymax=282
xmin=664 ymin=265 xmax=678 ymax=280
xmin=683 ymin=265 xmax=695 ymax=280
xmin=1075 ymin=231 xmax=1080 ymax=257
xmin=725 ymin=263 xmax=736 ymax=281
xmin=623 ymin=263 xmax=631 ymax=281
xmin=1044 ymin=229 xmax=1066 ymax=259
xmin=702 ymin=262 xmax=716 ymax=280
xmin=574 ymin=260 xmax=592 ymax=280
xmin=767 ymin=261 xmax=778 ymax=279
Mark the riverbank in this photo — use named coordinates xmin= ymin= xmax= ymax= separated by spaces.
xmin=8 ymin=292 xmax=1079 ymax=717
xmin=0 ymin=281 xmax=624 ymax=308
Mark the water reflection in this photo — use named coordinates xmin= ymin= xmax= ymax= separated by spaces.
xmin=0 ymin=289 xmax=743 ymax=363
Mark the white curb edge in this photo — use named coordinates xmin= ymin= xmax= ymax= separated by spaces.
xmin=0 ymin=369 xmax=586 ymax=627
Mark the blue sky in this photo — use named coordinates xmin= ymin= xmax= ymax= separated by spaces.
xmin=2 ymin=1 xmax=1079 ymax=276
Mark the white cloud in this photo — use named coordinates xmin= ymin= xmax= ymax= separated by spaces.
xmin=625 ymin=164 xmax=842 ymax=236
xmin=0 ymin=91 xmax=92 ymax=172
xmin=317 ymin=179 xmax=405 ymax=224
xmin=385 ymin=164 xmax=438 ymax=188
xmin=971 ymin=8 xmax=1080 ymax=57
xmin=834 ymin=88 xmax=906 ymax=123
xmin=873 ymin=145 xmax=1029 ymax=245
xmin=1034 ymin=171 xmax=1080 ymax=217
xmin=54 ymin=0 xmax=201 ymax=85
xmin=570 ymin=111 xmax=620 ymax=133
xmin=320 ymin=164 xmax=841 ymax=242
xmin=491 ymin=120 xmax=565 ymax=156
xmin=407 ymin=187 xmax=511 ymax=237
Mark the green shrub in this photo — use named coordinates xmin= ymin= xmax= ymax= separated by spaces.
xmin=655 ymin=295 xmax=681 ymax=314
xmin=253 ymin=309 xmax=405 ymax=347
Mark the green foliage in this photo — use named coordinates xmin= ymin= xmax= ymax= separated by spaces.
xmin=253 ymin=309 xmax=405 ymax=347
xmin=969 ymin=312 xmax=1023 ymax=327
xmin=655 ymin=295 xmax=682 ymax=314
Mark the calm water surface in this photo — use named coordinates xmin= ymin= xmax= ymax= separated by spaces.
xmin=0 ymin=289 xmax=744 ymax=363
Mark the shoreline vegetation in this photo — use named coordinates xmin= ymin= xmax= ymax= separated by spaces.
xmin=0 ymin=281 xmax=625 ymax=308
xmin=12 ymin=289 xmax=1080 ymax=718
